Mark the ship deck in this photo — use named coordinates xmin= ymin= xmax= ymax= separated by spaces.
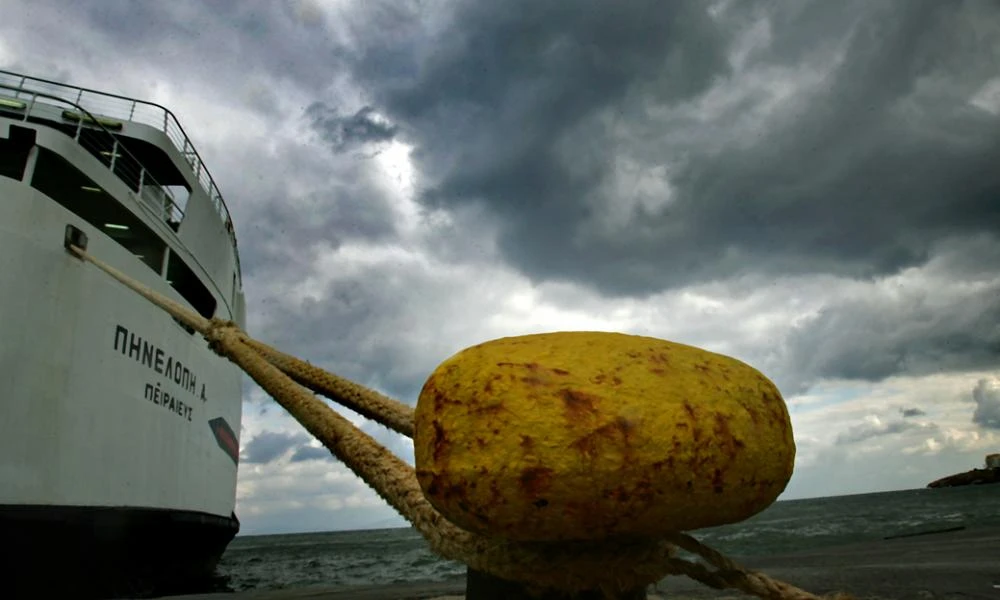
xmin=161 ymin=525 xmax=1000 ymax=600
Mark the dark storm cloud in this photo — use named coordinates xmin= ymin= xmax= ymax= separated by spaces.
xmin=306 ymin=104 xmax=399 ymax=153
xmin=347 ymin=0 xmax=1000 ymax=296
xmin=252 ymin=277 xmax=435 ymax=406
xmin=9 ymin=0 xmax=996 ymax=401
xmin=972 ymin=379 xmax=1000 ymax=430
xmin=53 ymin=0 xmax=341 ymax=93
xmin=223 ymin=114 xmax=404 ymax=280
xmin=238 ymin=184 xmax=397 ymax=273
xmin=352 ymin=0 xmax=731 ymax=298
xmin=900 ymin=408 xmax=926 ymax=418
xmin=783 ymin=274 xmax=1000 ymax=392
xmin=835 ymin=419 xmax=934 ymax=445
xmin=290 ymin=445 xmax=331 ymax=462
xmin=243 ymin=430 xmax=310 ymax=464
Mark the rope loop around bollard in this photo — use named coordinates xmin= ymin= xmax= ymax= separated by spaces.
xmin=66 ymin=242 xmax=854 ymax=600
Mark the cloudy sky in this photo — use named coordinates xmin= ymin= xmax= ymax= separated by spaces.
xmin=4 ymin=0 xmax=999 ymax=535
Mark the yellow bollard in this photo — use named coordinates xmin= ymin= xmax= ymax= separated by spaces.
xmin=414 ymin=331 xmax=796 ymax=543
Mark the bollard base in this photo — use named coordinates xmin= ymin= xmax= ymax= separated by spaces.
xmin=465 ymin=567 xmax=648 ymax=600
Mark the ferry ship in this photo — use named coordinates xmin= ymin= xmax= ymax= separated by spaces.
xmin=0 ymin=70 xmax=246 ymax=596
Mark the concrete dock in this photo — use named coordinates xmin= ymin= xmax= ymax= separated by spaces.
xmin=160 ymin=526 xmax=1000 ymax=600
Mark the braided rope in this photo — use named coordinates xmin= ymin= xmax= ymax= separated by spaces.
xmin=67 ymin=244 xmax=853 ymax=599
xmin=239 ymin=335 xmax=414 ymax=437
xmin=63 ymin=245 xmax=415 ymax=436
xmin=662 ymin=533 xmax=852 ymax=600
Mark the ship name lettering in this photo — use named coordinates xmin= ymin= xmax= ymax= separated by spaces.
xmin=115 ymin=324 xmax=207 ymax=402
xmin=144 ymin=382 xmax=194 ymax=422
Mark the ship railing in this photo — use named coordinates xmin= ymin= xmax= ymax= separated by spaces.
xmin=1 ymin=85 xmax=188 ymax=234
xmin=0 ymin=70 xmax=240 ymax=280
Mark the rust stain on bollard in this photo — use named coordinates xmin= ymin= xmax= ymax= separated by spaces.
xmin=413 ymin=331 xmax=795 ymax=543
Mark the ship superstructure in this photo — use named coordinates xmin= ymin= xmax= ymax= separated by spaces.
xmin=0 ymin=70 xmax=246 ymax=597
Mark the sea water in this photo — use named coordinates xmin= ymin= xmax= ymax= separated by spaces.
xmin=217 ymin=485 xmax=1000 ymax=592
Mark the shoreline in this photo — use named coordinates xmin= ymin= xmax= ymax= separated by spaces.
xmin=927 ymin=468 xmax=1000 ymax=488
xmin=654 ymin=523 xmax=999 ymax=599
xmin=159 ymin=524 xmax=1000 ymax=600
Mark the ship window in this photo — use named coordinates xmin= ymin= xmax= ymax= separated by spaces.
xmin=31 ymin=148 xmax=166 ymax=273
xmin=165 ymin=184 xmax=191 ymax=216
xmin=0 ymin=125 xmax=35 ymax=180
xmin=166 ymin=255 xmax=217 ymax=319
xmin=30 ymin=147 xmax=217 ymax=319
xmin=73 ymin=129 xmax=191 ymax=226
xmin=75 ymin=129 xmax=145 ymax=193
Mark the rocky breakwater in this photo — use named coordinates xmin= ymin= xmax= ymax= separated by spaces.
xmin=927 ymin=453 xmax=1000 ymax=488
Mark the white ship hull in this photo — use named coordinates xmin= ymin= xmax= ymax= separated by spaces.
xmin=0 ymin=179 xmax=241 ymax=511
xmin=0 ymin=72 xmax=246 ymax=597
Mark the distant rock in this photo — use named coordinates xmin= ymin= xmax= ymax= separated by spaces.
xmin=987 ymin=453 xmax=1000 ymax=469
xmin=927 ymin=468 xmax=1000 ymax=488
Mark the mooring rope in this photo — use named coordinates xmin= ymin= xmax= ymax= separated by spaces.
xmin=67 ymin=243 xmax=852 ymax=600
xmin=238 ymin=335 xmax=415 ymax=437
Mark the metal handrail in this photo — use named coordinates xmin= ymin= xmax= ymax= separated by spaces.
xmin=0 ymin=83 xmax=188 ymax=220
xmin=0 ymin=72 xmax=239 ymax=264
xmin=0 ymin=70 xmax=242 ymax=283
